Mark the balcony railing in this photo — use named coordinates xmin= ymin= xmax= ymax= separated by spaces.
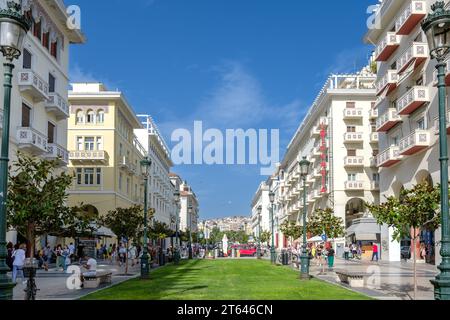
xmin=376 ymin=70 xmax=398 ymax=96
xmin=370 ymin=132 xmax=379 ymax=143
xmin=17 ymin=70 xmax=49 ymax=102
xmin=345 ymin=181 xmax=365 ymax=191
xmin=375 ymin=32 xmax=401 ymax=61
xmin=69 ymin=150 xmax=109 ymax=163
xmin=344 ymin=132 xmax=364 ymax=143
xmin=398 ymin=130 xmax=431 ymax=156
xmin=376 ymin=146 xmax=401 ymax=167
xmin=395 ymin=1 xmax=426 ymax=35
xmin=16 ymin=127 xmax=48 ymax=154
xmin=376 ymin=108 xmax=402 ymax=132
xmin=397 ymin=86 xmax=429 ymax=115
xmin=46 ymin=143 xmax=69 ymax=165
xmin=344 ymin=156 xmax=364 ymax=167
xmin=396 ymin=42 xmax=428 ymax=74
xmin=343 ymin=108 xmax=364 ymax=119
xmin=46 ymin=92 xmax=69 ymax=119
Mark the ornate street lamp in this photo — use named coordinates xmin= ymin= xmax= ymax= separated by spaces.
xmin=269 ymin=191 xmax=276 ymax=264
xmin=188 ymin=204 xmax=193 ymax=259
xmin=0 ymin=1 xmax=31 ymax=300
xmin=256 ymin=205 xmax=262 ymax=259
xmin=422 ymin=1 xmax=450 ymax=300
xmin=140 ymin=156 xmax=152 ymax=279
xmin=173 ymin=190 xmax=181 ymax=264
xmin=299 ymin=156 xmax=311 ymax=280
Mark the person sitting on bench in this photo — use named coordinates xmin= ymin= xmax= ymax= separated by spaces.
xmin=80 ymin=255 xmax=97 ymax=284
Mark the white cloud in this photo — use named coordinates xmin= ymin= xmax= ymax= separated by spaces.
xmin=69 ymin=64 xmax=120 ymax=91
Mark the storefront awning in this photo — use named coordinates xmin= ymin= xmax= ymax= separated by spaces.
xmin=346 ymin=217 xmax=380 ymax=241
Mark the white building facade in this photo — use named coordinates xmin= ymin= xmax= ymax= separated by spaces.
xmin=250 ymin=181 xmax=271 ymax=240
xmin=2 ymin=0 xmax=84 ymax=244
xmin=274 ymin=71 xmax=379 ymax=257
xmin=365 ymin=0 xmax=446 ymax=264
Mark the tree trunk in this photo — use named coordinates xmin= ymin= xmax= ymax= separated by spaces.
xmin=26 ymin=222 xmax=35 ymax=258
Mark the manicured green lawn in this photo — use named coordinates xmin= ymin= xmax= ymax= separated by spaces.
xmin=82 ymin=259 xmax=371 ymax=300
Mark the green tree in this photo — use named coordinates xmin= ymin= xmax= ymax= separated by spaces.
xmin=149 ymin=220 xmax=172 ymax=243
xmin=280 ymin=220 xmax=302 ymax=241
xmin=209 ymin=227 xmax=224 ymax=244
xmin=6 ymin=152 xmax=93 ymax=256
xmin=259 ymin=231 xmax=271 ymax=246
xmin=100 ymin=205 xmax=148 ymax=274
xmin=307 ymin=208 xmax=345 ymax=240
xmin=366 ymin=181 xmax=440 ymax=299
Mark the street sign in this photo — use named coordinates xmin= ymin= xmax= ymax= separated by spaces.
xmin=321 ymin=234 xmax=327 ymax=242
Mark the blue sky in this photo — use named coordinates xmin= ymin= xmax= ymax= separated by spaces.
xmin=69 ymin=0 xmax=374 ymax=219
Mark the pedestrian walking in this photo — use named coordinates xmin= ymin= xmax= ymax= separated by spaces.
xmin=62 ymin=245 xmax=71 ymax=272
xmin=327 ymin=247 xmax=335 ymax=269
xmin=12 ymin=243 xmax=26 ymax=284
xmin=6 ymin=242 xmax=13 ymax=271
xmin=344 ymin=243 xmax=350 ymax=261
xmin=55 ymin=245 xmax=64 ymax=271
xmin=371 ymin=242 xmax=379 ymax=261
xmin=128 ymin=244 xmax=137 ymax=267
xmin=119 ymin=243 xmax=127 ymax=266
xmin=43 ymin=245 xmax=52 ymax=271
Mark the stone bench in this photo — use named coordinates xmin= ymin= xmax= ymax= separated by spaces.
xmin=83 ymin=271 xmax=112 ymax=289
xmin=335 ymin=270 xmax=365 ymax=288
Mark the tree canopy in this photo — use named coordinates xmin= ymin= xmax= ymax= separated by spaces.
xmin=308 ymin=208 xmax=345 ymax=239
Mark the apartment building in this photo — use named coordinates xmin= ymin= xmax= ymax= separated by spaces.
xmin=274 ymin=70 xmax=379 ymax=257
xmin=365 ymin=0 xmax=446 ymax=264
xmin=250 ymin=181 xmax=271 ymax=240
xmin=135 ymin=115 xmax=177 ymax=238
xmin=67 ymin=83 xmax=146 ymax=225
xmin=177 ymin=180 xmax=199 ymax=235
xmin=3 ymin=0 xmax=85 ymax=244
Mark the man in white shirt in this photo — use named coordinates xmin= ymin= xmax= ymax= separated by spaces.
xmin=82 ymin=255 xmax=97 ymax=278
xmin=68 ymin=243 xmax=75 ymax=256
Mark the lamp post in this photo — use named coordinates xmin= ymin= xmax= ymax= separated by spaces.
xmin=256 ymin=205 xmax=262 ymax=259
xmin=269 ymin=191 xmax=276 ymax=264
xmin=173 ymin=191 xmax=180 ymax=264
xmin=188 ymin=204 xmax=193 ymax=259
xmin=299 ymin=156 xmax=311 ymax=280
xmin=422 ymin=1 xmax=450 ymax=300
xmin=140 ymin=156 xmax=152 ymax=279
xmin=0 ymin=1 xmax=30 ymax=300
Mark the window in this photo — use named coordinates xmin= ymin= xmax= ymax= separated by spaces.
xmin=373 ymin=149 xmax=379 ymax=157
xmin=97 ymin=110 xmax=105 ymax=123
xmin=76 ymin=137 xmax=83 ymax=151
xmin=96 ymin=137 xmax=103 ymax=151
xmin=347 ymin=126 xmax=356 ymax=132
xmin=84 ymin=168 xmax=94 ymax=185
xmin=50 ymin=40 xmax=58 ymax=59
xmin=76 ymin=110 xmax=84 ymax=124
xmin=391 ymin=136 xmax=399 ymax=146
xmin=346 ymin=102 xmax=355 ymax=109
xmin=33 ymin=20 xmax=41 ymax=40
xmin=347 ymin=149 xmax=356 ymax=157
xmin=119 ymin=143 xmax=123 ymax=157
xmin=23 ymin=49 xmax=32 ymax=69
xmin=371 ymin=102 xmax=375 ymax=109
xmin=126 ymin=178 xmax=130 ymax=194
xmin=86 ymin=110 xmax=95 ymax=124
xmin=96 ymin=168 xmax=101 ymax=185
xmin=48 ymin=74 xmax=55 ymax=93
xmin=42 ymin=31 xmax=49 ymax=50
xmin=373 ymin=173 xmax=380 ymax=182
xmin=84 ymin=137 xmax=95 ymax=151
xmin=76 ymin=168 xmax=82 ymax=185
xmin=47 ymin=122 xmax=55 ymax=144
xmin=417 ymin=117 xmax=425 ymax=130
xmin=22 ymin=103 xmax=31 ymax=127
xmin=119 ymin=173 xmax=123 ymax=190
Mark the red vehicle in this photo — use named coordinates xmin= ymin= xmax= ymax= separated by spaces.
xmin=229 ymin=245 xmax=257 ymax=257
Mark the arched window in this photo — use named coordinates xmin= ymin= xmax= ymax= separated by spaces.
xmin=86 ymin=110 xmax=95 ymax=124
xmin=97 ymin=110 xmax=105 ymax=123
xmin=76 ymin=110 xmax=84 ymax=124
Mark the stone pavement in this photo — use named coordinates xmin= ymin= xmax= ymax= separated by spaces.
xmin=307 ymin=257 xmax=437 ymax=300
xmin=9 ymin=260 xmax=143 ymax=300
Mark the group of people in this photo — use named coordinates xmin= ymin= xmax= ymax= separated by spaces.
xmin=308 ymin=244 xmax=336 ymax=268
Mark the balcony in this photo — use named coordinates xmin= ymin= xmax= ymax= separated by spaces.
xmin=376 ymin=70 xmax=398 ymax=96
xmin=369 ymin=108 xmax=378 ymax=119
xmin=344 ymin=132 xmax=364 ymax=143
xmin=395 ymin=1 xmax=426 ymax=35
xmin=119 ymin=156 xmax=135 ymax=174
xmin=345 ymin=181 xmax=365 ymax=191
xmin=343 ymin=108 xmax=363 ymax=120
xmin=69 ymin=150 xmax=109 ymax=164
xmin=344 ymin=156 xmax=364 ymax=167
xmin=46 ymin=143 xmax=69 ymax=166
xmin=376 ymin=146 xmax=401 ymax=167
xmin=376 ymin=108 xmax=402 ymax=132
xmin=45 ymin=92 xmax=69 ymax=120
xmin=371 ymin=181 xmax=380 ymax=191
xmin=398 ymin=130 xmax=431 ymax=156
xmin=370 ymin=132 xmax=379 ymax=143
xmin=396 ymin=42 xmax=428 ymax=74
xmin=375 ymin=32 xmax=401 ymax=61
xmin=397 ymin=86 xmax=430 ymax=115
xmin=17 ymin=70 xmax=49 ymax=102
xmin=16 ymin=127 xmax=48 ymax=155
